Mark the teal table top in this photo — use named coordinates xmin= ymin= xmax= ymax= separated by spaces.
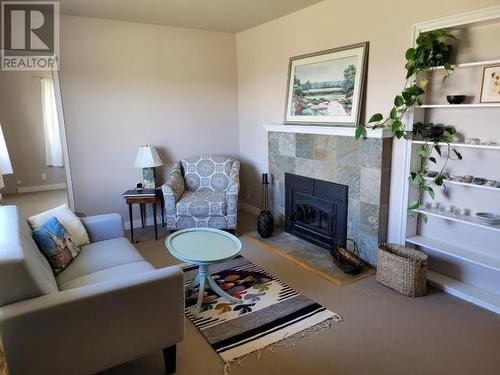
xmin=165 ymin=228 xmax=242 ymax=264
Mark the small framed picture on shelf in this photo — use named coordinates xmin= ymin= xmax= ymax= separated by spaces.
xmin=480 ymin=64 xmax=500 ymax=103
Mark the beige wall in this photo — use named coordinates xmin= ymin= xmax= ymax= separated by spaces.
xmin=58 ymin=15 xmax=239 ymax=219
xmin=0 ymin=71 xmax=67 ymax=194
xmin=235 ymin=0 xmax=500 ymax=241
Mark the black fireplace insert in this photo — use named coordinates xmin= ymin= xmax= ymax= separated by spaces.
xmin=285 ymin=173 xmax=348 ymax=250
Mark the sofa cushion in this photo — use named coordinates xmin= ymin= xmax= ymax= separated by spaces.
xmin=58 ymin=261 xmax=154 ymax=290
xmin=181 ymin=154 xmax=233 ymax=192
xmin=176 ymin=190 xmax=226 ymax=218
xmin=56 ymin=237 xmax=145 ymax=287
xmin=32 ymin=217 xmax=81 ymax=274
xmin=28 ymin=204 xmax=90 ymax=247
xmin=0 ymin=206 xmax=58 ymax=307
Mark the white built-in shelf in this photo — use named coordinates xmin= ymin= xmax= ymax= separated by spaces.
xmin=431 ymin=59 xmax=500 ymax=70
xmin=262 ymin=124 xmax=393 ymax=138
xmin=414 ymin=208 xmax=500 ymax=233
xmin=418 ymin=103 xmax=500 ymax=109
xmin=412 ymin=140 xmax=500 ymax=150
xmin=406 ymin=235 xmax=500 ymax=271
xmin=427 ymin=270 xmax=500 ymax=314
xmin=423 ymin=177 xmax=500 ymax=191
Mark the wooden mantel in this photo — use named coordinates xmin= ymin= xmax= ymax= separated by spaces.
xmin=263 ymin=124 xmax=393 ymax=138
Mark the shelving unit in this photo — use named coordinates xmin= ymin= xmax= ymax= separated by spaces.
xmin=427 ymin=271 xmax=500 ymax=314
xmin=399 ymin=7 xmax=500 ymax=314
xmin=418 ymin=103 xmax=500 ymax=108
xmin=423 ymin=177 xmax=500 ymax=192
xmin=414 ymin=208 xmax=500 ymax=233
xmin=412 ymin=140 xmax=500 ymax=150
xmin=431 ymin=58 xmax=500 ymax=70
xmin=406 ymin=235 xmax=500 ymax=271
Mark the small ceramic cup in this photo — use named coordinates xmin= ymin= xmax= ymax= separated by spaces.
xmin=453 ymin=207 xmax=462 ymax=216
xmin=463 ymin=175 xmax=474 ymax=183
xmin=465 ymin=138 xmax=480 ymax=145
xmin=473 ymin=177 xmax=486 ymax=185
xmin=485 ymin=179 xmax=496 ymax=186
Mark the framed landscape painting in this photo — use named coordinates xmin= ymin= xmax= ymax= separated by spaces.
xmin=284 ymin=42 xmax=368 ymax=126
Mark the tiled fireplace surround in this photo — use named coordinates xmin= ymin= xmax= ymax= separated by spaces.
xmin=267 ymin=127 xmax=392 ymax=265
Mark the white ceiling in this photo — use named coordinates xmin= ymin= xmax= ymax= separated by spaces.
xmin=58 ymin=0 xmax=325 ymax=33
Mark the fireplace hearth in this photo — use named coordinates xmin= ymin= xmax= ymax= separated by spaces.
xmin=285 ymin=173 xmax=348 ymax=250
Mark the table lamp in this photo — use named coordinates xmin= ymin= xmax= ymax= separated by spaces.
xmin=0 ymin=124 xmax=13 ymax=202
xmin=134 ymin=145 xmax=163 ymax=189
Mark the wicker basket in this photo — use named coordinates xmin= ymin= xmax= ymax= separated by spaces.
xmin=376 ymin=243 xmax=428 ymax=297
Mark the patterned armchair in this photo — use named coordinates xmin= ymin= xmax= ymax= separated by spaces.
xmin=162 ymin=155 xmax=240 ymax=230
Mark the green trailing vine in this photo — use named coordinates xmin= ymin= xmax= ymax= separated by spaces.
xmin=355 ymin=29 xmax=463 ymax=212
xmin=408 ymin=123 xmax=462 ymax=214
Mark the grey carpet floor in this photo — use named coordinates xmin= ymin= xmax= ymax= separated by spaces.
xmin=101 ymin=211 xmax=500 ymax=375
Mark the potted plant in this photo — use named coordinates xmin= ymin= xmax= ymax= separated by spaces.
xmin=355 ymin=29 xmax=462 ymax=213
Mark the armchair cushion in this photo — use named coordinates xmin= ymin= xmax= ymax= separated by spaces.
xmin=176 ymin=191 xmax=226 ymax=218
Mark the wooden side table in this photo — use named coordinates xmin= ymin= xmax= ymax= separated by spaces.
xmin=122 ymin=188 xmax=164 ymax=243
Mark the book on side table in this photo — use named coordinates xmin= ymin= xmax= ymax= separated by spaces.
xmin=122 ymin=188 xmax=156 ymax=198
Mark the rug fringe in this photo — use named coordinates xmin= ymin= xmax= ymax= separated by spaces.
xmin=222 ymin=315 xmax=342 ymax=375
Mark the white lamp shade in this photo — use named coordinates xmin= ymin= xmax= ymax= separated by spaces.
xmin=134 ymin=145 xmax=163 ymax=168
xmin=0 ymin=124 xmax=13 ymax=175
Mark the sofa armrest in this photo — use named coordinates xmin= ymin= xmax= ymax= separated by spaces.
xmin=0 ymin=266 xmax=185 ymax=375
xmin=80 ymin=213 xmax=124 ymax=242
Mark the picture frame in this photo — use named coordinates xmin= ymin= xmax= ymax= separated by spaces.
xmin=480 ymin=64 xmax=500 ymax=103
xmin=284 ymin=42 xmax=369 ymax=126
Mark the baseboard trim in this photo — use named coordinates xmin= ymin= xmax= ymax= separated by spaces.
xmin=17 ymin=183 xmax=67 ymax=194
xmin=239 ymin=202 xmax=260 ymax=216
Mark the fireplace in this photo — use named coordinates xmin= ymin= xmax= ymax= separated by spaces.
xmin=285 ymin=173 xmax=348 ymax=250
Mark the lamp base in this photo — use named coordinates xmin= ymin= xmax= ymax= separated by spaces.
xmin=142 ymin=167 xmax=156 ymax=189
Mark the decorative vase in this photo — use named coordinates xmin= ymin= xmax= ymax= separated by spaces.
xmin=257 ymin=173 xmax=274 ymax=238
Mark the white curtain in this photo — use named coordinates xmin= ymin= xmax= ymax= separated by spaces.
xmin=41 ymin=78 xmax=64 ymax=167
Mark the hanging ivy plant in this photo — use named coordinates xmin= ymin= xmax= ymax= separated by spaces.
xmin=408 ymin=122 xmax=462 ymax=213
xmin=355 ymin=29 xmax=463 ymax=213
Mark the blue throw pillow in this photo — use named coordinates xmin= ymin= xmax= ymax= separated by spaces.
xmin=32 ymin=216 xmax=81 ymax=274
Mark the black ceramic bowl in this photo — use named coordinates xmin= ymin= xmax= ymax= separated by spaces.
xmin=446 ymin=95 xmax=466 ymax=104
xmin=420 ymin=125 xmax=445 ymax=140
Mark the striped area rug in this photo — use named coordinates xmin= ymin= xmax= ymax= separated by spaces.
xmin=182 ymin=256 xmax=341 ymax=365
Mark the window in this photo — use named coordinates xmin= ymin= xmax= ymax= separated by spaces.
xmin=41 ymin=78 xmax=63 ymax=167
